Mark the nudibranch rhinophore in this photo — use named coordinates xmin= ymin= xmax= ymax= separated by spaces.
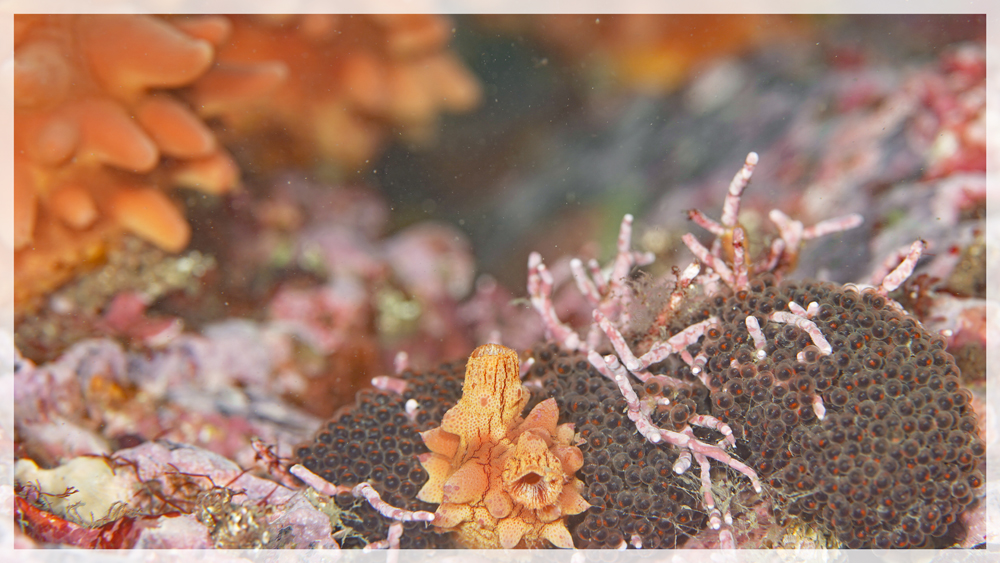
xmin=417 ymin=343 xmax=589 ymax=548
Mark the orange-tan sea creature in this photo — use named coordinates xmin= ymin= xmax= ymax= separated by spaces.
xmin=417 ymin=343 xmax=588 ymax=548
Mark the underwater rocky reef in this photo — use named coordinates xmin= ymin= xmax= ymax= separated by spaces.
xmin=5 ymin=14 xmax=991 ymax=552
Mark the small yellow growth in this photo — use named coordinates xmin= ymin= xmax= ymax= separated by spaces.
xmin=417 ymin=344 xmax=589 ymax=548
xmin=15 ymin=457 xmax=135 ymax=526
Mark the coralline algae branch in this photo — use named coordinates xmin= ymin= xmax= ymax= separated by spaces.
xmin=525 ymin=153 xmax=985 ymax=548
xmin=417 ymin=343 xmax=589 ymax=548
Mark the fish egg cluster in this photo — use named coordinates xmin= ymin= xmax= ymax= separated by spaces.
xmin=294 ymin=362 xmax=464 ymax=548
xmin=295 ymin=273 xmax=983 ymax=549
xmin=658 ymin=273 xmax=985 ymax=548
xmin=525 ymin=344 xmax=709 ymax=549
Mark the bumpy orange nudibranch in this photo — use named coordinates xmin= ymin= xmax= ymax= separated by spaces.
xmin=417 ymin=344 xmax=589 ymax=548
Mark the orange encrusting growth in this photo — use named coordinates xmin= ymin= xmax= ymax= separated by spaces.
xmin=13 ymin=14 xmax=482 ymax=310
xmin=417 ymin=344 xmax=589 ymax=548
xmin=209 ymin=15 xmax=482 ymax=168
xmin=13 ymin=15 xmax=279 ymax=309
